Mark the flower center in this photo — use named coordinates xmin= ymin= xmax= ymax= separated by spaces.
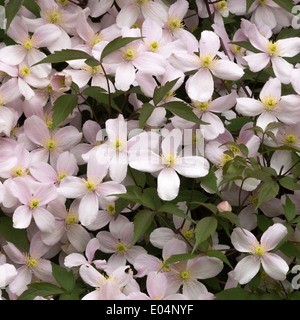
xmin=163 ymin=154 xmax=175 ymax=167
xmin=232 ymin=45 xmax=244 ymax=55
xmin=217 ymin=153 xmax=234 ymax=168
xmin=195 ymin=101 xmax=210 ymax=112
xmin=106 ymin=204 xmax=116 ymax=216
xmin=183 ymin=227 xmax=194 ymax=241
xmin=124 ymin=48 xmax=137 ymax=61
xmin=65 ymin=213 xmax=78 ymax=225
xmin=114 ymin=242 xmax=127 ymax=254
xmin=230 ymin=145 xmax=240 ymax=155
xmin=29 ymin=199 xmax=39 ymax=210
xmin=285 ymin=134 xmax=297 ymax=145
xmin=258 ymin=0 xmax=267 ymax=4
xmin=149 ymin=41 xmax=159 ymax=52
xmin=114 ymin=139 xmax=124 ymax=151
xmin=200 ymin=55 xmax=217 ymax=68
xmin=179 ymin=270 xmax=190 ymax=281
xmin=49 ymin=11 xmax=60 ymax=24
xmin=23 ymin=39 xmax=33 ymax=50
xmin=215 ymin=1 xmax=227 ymax=10
xmin=254 ymin=245 xmax=265 ymax=257
xmin=26 ymin=255 xmax=38 ymax=268
xmin=58 ymin=173 xmax=67 ymax=182
xmin=20 ymin=66 xmax=31 ymax=77
xmin=167 ymin=18 xmax=184 ymax=31
xmin=12 ymin=166 xmax=24 ymax=177
xmin=46 ymin=140 xmax=56 ymax=151
xmin=267 ymin=41 xmax=279 ymax=56
xmin=57 ymin=0 xmax=69 ymax=5
xmin=85 ymin=180 xmax=96 ymax=192
xmin=263 ymin=96 xmax=278 ymax=111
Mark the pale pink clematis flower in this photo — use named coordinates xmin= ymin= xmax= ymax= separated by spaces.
xmin=129 ymin=128 xmax=210 ymax=201
xmin=231 ymin=223 xmax=289 ymax=284
xmin=96 ymin=215 xmax=147 ymax=269
xmin=127 ymin=271 xmax=188 ymax=300
xmin=23 ymin=115 xmax=82 ymax=165
xmin=169 ymin=30 xmax=244 ymax=102
xmin=115 ymin=0 xmax=168 ymax=28
xmin=79 ymin=264 xmax=133 ymax=300
xmin=243 ymin=22 xmax=300 ymax=84
xmin=9 ymin=178 xmax=57 ymax=232
xmin=57 ymin=155 xmax=126 ymax=226
xmin=290 ymin=67 xmax=300 ymax=94
xmin=236 ymin=77 xmax=300 ymax=131
xmin=3 ymin=232 xmax=57 ymax=296
xmin=0 ymin=254 xmax=17 ymax=288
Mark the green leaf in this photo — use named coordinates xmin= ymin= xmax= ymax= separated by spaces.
xmin=51 ymin=263 xmax=76 ymax=292
xmin=215 ymin=288 xmax=260 ymax=300
xmin=5 ymin=0 xmax=23 ymax=31
xmin=231 ymin=41 xmax=262 ymax=53
xmin=283 ymin=195 xmax=296 ymax=222
xmin=257 ymin=214 xmax=273 ymax=232
xmin=218 ymin=211 xmax=241 ymax=227
xmin=279 ymin=176 xmax=300 ymax=191
xmin=226 ymin=117 xmax=253 ymax=132
xmin=18 ymin=282 xmax=65 ymax=300
xmin=162 ymin=253 xmax=198 ymax=268
xmin=246 ymin=0 xmax=255 ymax=13
xmin=153 ymin=78 xmax=179 ymax=106
xmin=160 ymin=101 xmax=208 ymax=124
xmin=51 ymin=94 xmax=78 ymax=130
xmin=128 ymin=167 xmax=147 ymax=188
xmin=199 ymin=170 xmax=220 ymax=196
xmin=193 ymin=217 xmax=218 ymax=253
xmin=82 ymin=86 xmax=121 ymax=112
xmin=256 ymin=181 xmax=279 ymax=209
xmin=33 ymin=49 xmax=93 ymax=66
xmin=279 ymin=240 xmax=300 ymax=259
xmin=192 ymin=202 xmax=218 ymax=214
xmin=139 ymin=103 xmax=155 ymax=128
xmin=0 ymin=216 xmax=29 ymax=252
xmin=207 ymin=249 xmax=233 ymax=269
xmin=272 ymin=0 xmax=294 ymax=12
xmin=131 ymin=210 xmax=155 ymax=246
xmin=100 ymin=36 xmax=142 ymax=61
xmin=23 ymin=0 xmax=40 ymax=17
xmin=158 ymin=203 xmax=196 ymax=224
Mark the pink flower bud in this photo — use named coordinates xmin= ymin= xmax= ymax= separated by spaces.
xmin=217 ymin=201 xmax=232 ymax=212
xmin=50 ymin=72 xmax=72 ymax=92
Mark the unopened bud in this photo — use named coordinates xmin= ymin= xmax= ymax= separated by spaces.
xmin=50 ymin=72 xmax=72 ymax=92
xmin=217 ymin=201 xmax=232 ymax=212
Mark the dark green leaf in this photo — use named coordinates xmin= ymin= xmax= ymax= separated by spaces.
xmin=139 ymin=103 xmax=155 ymax=128
xmin=246 ymin=0 xmax=255 ymax=13
xmin=23 ymin=0 xmax=40 ymax=17
xmin=101 ymin=36 xmax=142 ymax=61
xmin=231 ymin=41 xmax=262 ymax=53
xmin=18 ymin=282 xmax=65 ymax=300
xmin=131 ymin=210 xmax=155 ymax=246
xmin=272 ymin=0 xmax=294 ymax=12
xmin=153 ymin=78 xmax=179 ymax=106
xmin=158 ymin=203 xmax=196 ymax=224
xmin=215 ymin=288 xmax=260 ymax=300
xmin=162 ymin=253 xmax=198 ymax=268
xmin=0 ymin=216 xmax=29 ymax=252
xmin=193 ymin=217 xmax=218 ymax=252
xmin=207 ymin=249 xmax=232 ymax=269
xmin=283 ymin=195 xmax=296 ymax=222
xmin=218 ymin=211 xmax=241 ymax=227
xmin=33 ymin=49 xmax=93 ymax=66
xmin=160 ymin=101 xmax=208 ymax=124
xmin=279 ymin=177 xmax=300 ymax=191
xmin=51 ymin=94 xmax=78 ymax=130
xmin=5 ymin=0 xmax=23 ymax=31
xmin=192 ymin=202 xmax=218 ymax=214
xmin=51 ymin=263 xmax=76 ymax=292
xmin=256 ymin=181 xmax=279 ymax=209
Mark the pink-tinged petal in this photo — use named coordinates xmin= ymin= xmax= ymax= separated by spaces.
xmin=58 ymin=176 xmax=87 ymax=198
xmin=277 ymin=37 xmax=300 ymax=58
xmin=231 ymin=227 xmax=258 ymax=252
xmin=191 ymin=256 xmax=223 ymax=279
xmin=33 ymin=259 xmax=56 ymax=284
xmin=26 ymin=49 xmax=51 ymax=78
xmin=107 ymin=252 xmax=127 ymax=268
xmin=199 ymin=30 xmax=220 ymax=58
xmin=97 ymin=231 xmax=117 ymax=253
xmin=261 ymin=252 xmax=289 ymax=281
xmin=260 ymin=223 xmax=288 ymax=251
xmin=97 ymin=181 xmax=126 ymax=201
xmin=260 ymin=77 xmax=281 ymax=101
xmin=174 ymin=156 xmax=209 ymax=178
xmin=13 ymin=205 xmax=32 ymax=229
xmin=67 ymin=224 xmax=91 ymax=252
xmin=243 ymin=53 xmax=270 ymax=73
xmin=78 ymin=192 xmax=99 ymax=226
xmin=41 ymin=221 xmax=65 ymax=246
xmin=24 ymin=115 xmax=50 ymax=146
xmin=33 ymin=208 xmax=56 ymax=233
xmin=211 ymin=60 xmax=244 ymax=80
xmin=186 ymin=68 xmax=214 ymax=102
xmin=9 ymin=266 xmax=32 ymax=296
xmin=47 ymin=29 xmax=72 ymax=53
xmin=271 ymin=56 xmax=293 ymax=84
xmin=83 ymin=120 xmax=101 ymax=144
xmin=9 ymin=179 xmax=31 ymax=205
xmin=18 ymin=77 xmax=35 ymax=100
xmin=0 ymin=62 xmax=18 ymax=77
xmin=270 ymin=150 xmax=293 ymax=175
xmin=3 ymin=242 xmax=26 ymax=264
xmin=79 ymin=264 xmax=104 ymax=287
xmin=109 ymin=152 xmax=128 ymax=183
xmin=126 ymin=246 xmax=147 ymax=265
xmin=133 ymin=52 xmax=166 ymax=75
xmin=201 ymin=112 xmax=225 ymax=140
xmin=0 ymin=263 xmax=17 ymax=287
xmin=169 ymin=52 xmax=200 ymax=73
xmin=29 ymin=232 xmax=52 ymax=258
xmin=253 ymin=5 xmax=276 ymax=30
xmin=157 ymin=167 xmax=180 ymax=201
xmin=34 ymin=23 xmax=62 ymax=47
xmin=244 ymin=23 xmax=268 ymax=52
xmin=54 ymin=126 xmax=82 ymax=151
xmin=0 ymin=45 xmax=26 ymax=65
xmin=56 ymin=151 xmax=78 ymax=177
xmin=0 ymin=78 xmax=21 ymax=103
xmin=233 ymin=255 xmax=261 ymax=284
xmin=291 ymin=68 xmax=300 ymax=94
xmin=87 ymin=154 xmax=109 ymax=183
xmin=105 ymin=114 xmax=127 ymax=143
xmin=141 ymin=1 xmax=168 ymax=26
xmin=210 ymin=91 xmax=237 ymax=113
xmin=64 ymin=253 xmax=87 ymax=268
xmin=29 ymin=162 xmax=57 ymax=183
xmin=34 ymin=183 xmax=57 ymax=206
xmin=86 ymin=238 xmax=100 ymax=263
xmin=256 ymin=111 xmax=277 ymax=131
xmin=115 ymin=62 xmax=136 ymax=91
xmin=64 ymin=69 xmax=91 ymax=88
xmin=276 ymin=95 xmax=300 ymax=124
xmin=149 ymin=227 xmax=176 ymax=250
xmin=142 ymin=18 xmax=162 ymax=41
xmin=129 ymin=150 xmax=163 ymax=173
xmin=116 ymin=4 xmax=139 ymax=28
xmin=183 ymin=281 xmax=209 ymax=300
xmin=236 ymin=98 xmax=264 ymax=116
xmin=146 ymin=271 xmax=167 ymax=299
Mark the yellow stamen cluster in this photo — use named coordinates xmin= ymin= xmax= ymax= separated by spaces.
xmin=285 ymin=134 xmax=297 ymax=145
xmin=19 ymin=66 xmax=31 ymax=77
xmin=179 ymin=270 xmax=190 ymax=281
xmin=65 ymin=213 xmax=78 ymax=225
xmin=12 ymin=166 xmax=24 ymax=177
xmin=163 ymin=154 xmax=175 ymax=167
xmin=106 ymin=204 xmax=116 ymax=216
xmin=254 ymin=245 xmax=265 ymax=257
xmin=167 ymin=17 xmax=184 ymax=32
xmin=267 ymin=41 xmax=280 ymax=56
xmin=149 ymin=41 xmax=160 ymax=52
xmin=29 ymin=199 xmax=39 ymax=210
xmin=215 ymin=1 xmax=227 ymax=10
xmin=200 ymin=55 xmax=218 ymax=68
xmin=195 ymin=101 xmax=210 ymax=112
xmin=263 ymin=96 xmax=278 ymax=111
xmin=46 ymin=140 xmax=56 ymax=151
xmin=114 ymin=242 xmax=127 ymax=254
xmin=85 ymin=179 xmax=97 ymax=192
xmin=26 ymin=254 xmax=38 ymax=268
